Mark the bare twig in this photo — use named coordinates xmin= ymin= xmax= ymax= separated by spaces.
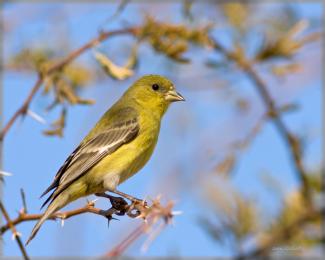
xmin=210 ymin=38 xmax=311 ymax=202
xmin=0 ymin=201 xmax=29 ymax=260
xmin=0 ymin=27 xmax=138 ymax=141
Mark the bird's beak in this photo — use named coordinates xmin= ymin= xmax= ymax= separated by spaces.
xmin=165 ymin=90 xmax=185 ymax=102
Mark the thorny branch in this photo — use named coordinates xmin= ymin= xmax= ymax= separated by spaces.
xmin=210 ymin=38 xmax=311 ymax=202
xmin=1 ymin=197 xmax=175 ymax=240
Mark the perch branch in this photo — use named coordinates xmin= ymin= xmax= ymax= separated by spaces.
xmin=1 ymin=197 xmax=174 ymax=242
xmin=1 ymin=200 xmax=101 ymax=235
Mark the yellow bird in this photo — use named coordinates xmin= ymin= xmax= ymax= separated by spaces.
xmin=26 ymin=74 xmax=184 ymax=244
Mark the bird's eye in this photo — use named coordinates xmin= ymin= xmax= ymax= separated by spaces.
xmin=152 ymin=84 xmax=160 ymax=91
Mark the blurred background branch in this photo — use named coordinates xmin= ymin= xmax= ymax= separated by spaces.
xmin=210 ymin=35 xmax=311 ymax=200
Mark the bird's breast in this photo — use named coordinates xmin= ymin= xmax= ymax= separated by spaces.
xmin=118 ymin=121 xmax=160 ymax=183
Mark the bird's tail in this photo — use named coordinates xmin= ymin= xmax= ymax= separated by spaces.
xmin=26 ymin=194 xmax=67 ymax=245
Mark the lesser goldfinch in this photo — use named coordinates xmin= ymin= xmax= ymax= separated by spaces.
xmin=26 ymin=74 xmax=184 ymax=244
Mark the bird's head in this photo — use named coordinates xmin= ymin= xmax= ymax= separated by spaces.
xmin=125 ymin=75 xmax=185 ymax=116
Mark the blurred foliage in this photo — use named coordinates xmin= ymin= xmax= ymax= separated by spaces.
xmin=137 ymin=16 xmax=212 ymax=63
xmin=256 ymin=20 xmax=320 ymax=61
xmin=203 ymin=169 xmax=322 ymax=256
xmin=201 ymin=180 xmax=259 ymax=246
xmin=8 ymin=47 xmax=55 ymax=71
xmin=258 ymin=172 xmax=322 ymax=251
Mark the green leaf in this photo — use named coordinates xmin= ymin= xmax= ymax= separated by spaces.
xmin=255 ymin=20 xmax=320 ymax=61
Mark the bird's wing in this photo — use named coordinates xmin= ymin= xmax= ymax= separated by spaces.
xmin=41 ymin=112 xmax=139 ymax=208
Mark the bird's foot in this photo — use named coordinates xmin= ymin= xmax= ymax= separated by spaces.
xmin=95 ymin=193 xmax=128 ymax=215
xmin=95 ymin=192 xmax=148 ymax=220
xmin=108 ymin=195 xmax=148 ymax=218
xmin=110 ymin=190 xmax=148 ymax=207
xmin=108 ymin=195 xmax=129 ymax=216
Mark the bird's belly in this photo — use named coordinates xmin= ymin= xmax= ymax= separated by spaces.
xmin=118 ymin=132 xmax=158 ymax=183
xmin=87 ymin=129 xmax=158 ymax=191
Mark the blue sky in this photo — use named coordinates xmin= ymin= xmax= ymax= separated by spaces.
xmin=2 ymin=1 xmax=323 ymax=257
